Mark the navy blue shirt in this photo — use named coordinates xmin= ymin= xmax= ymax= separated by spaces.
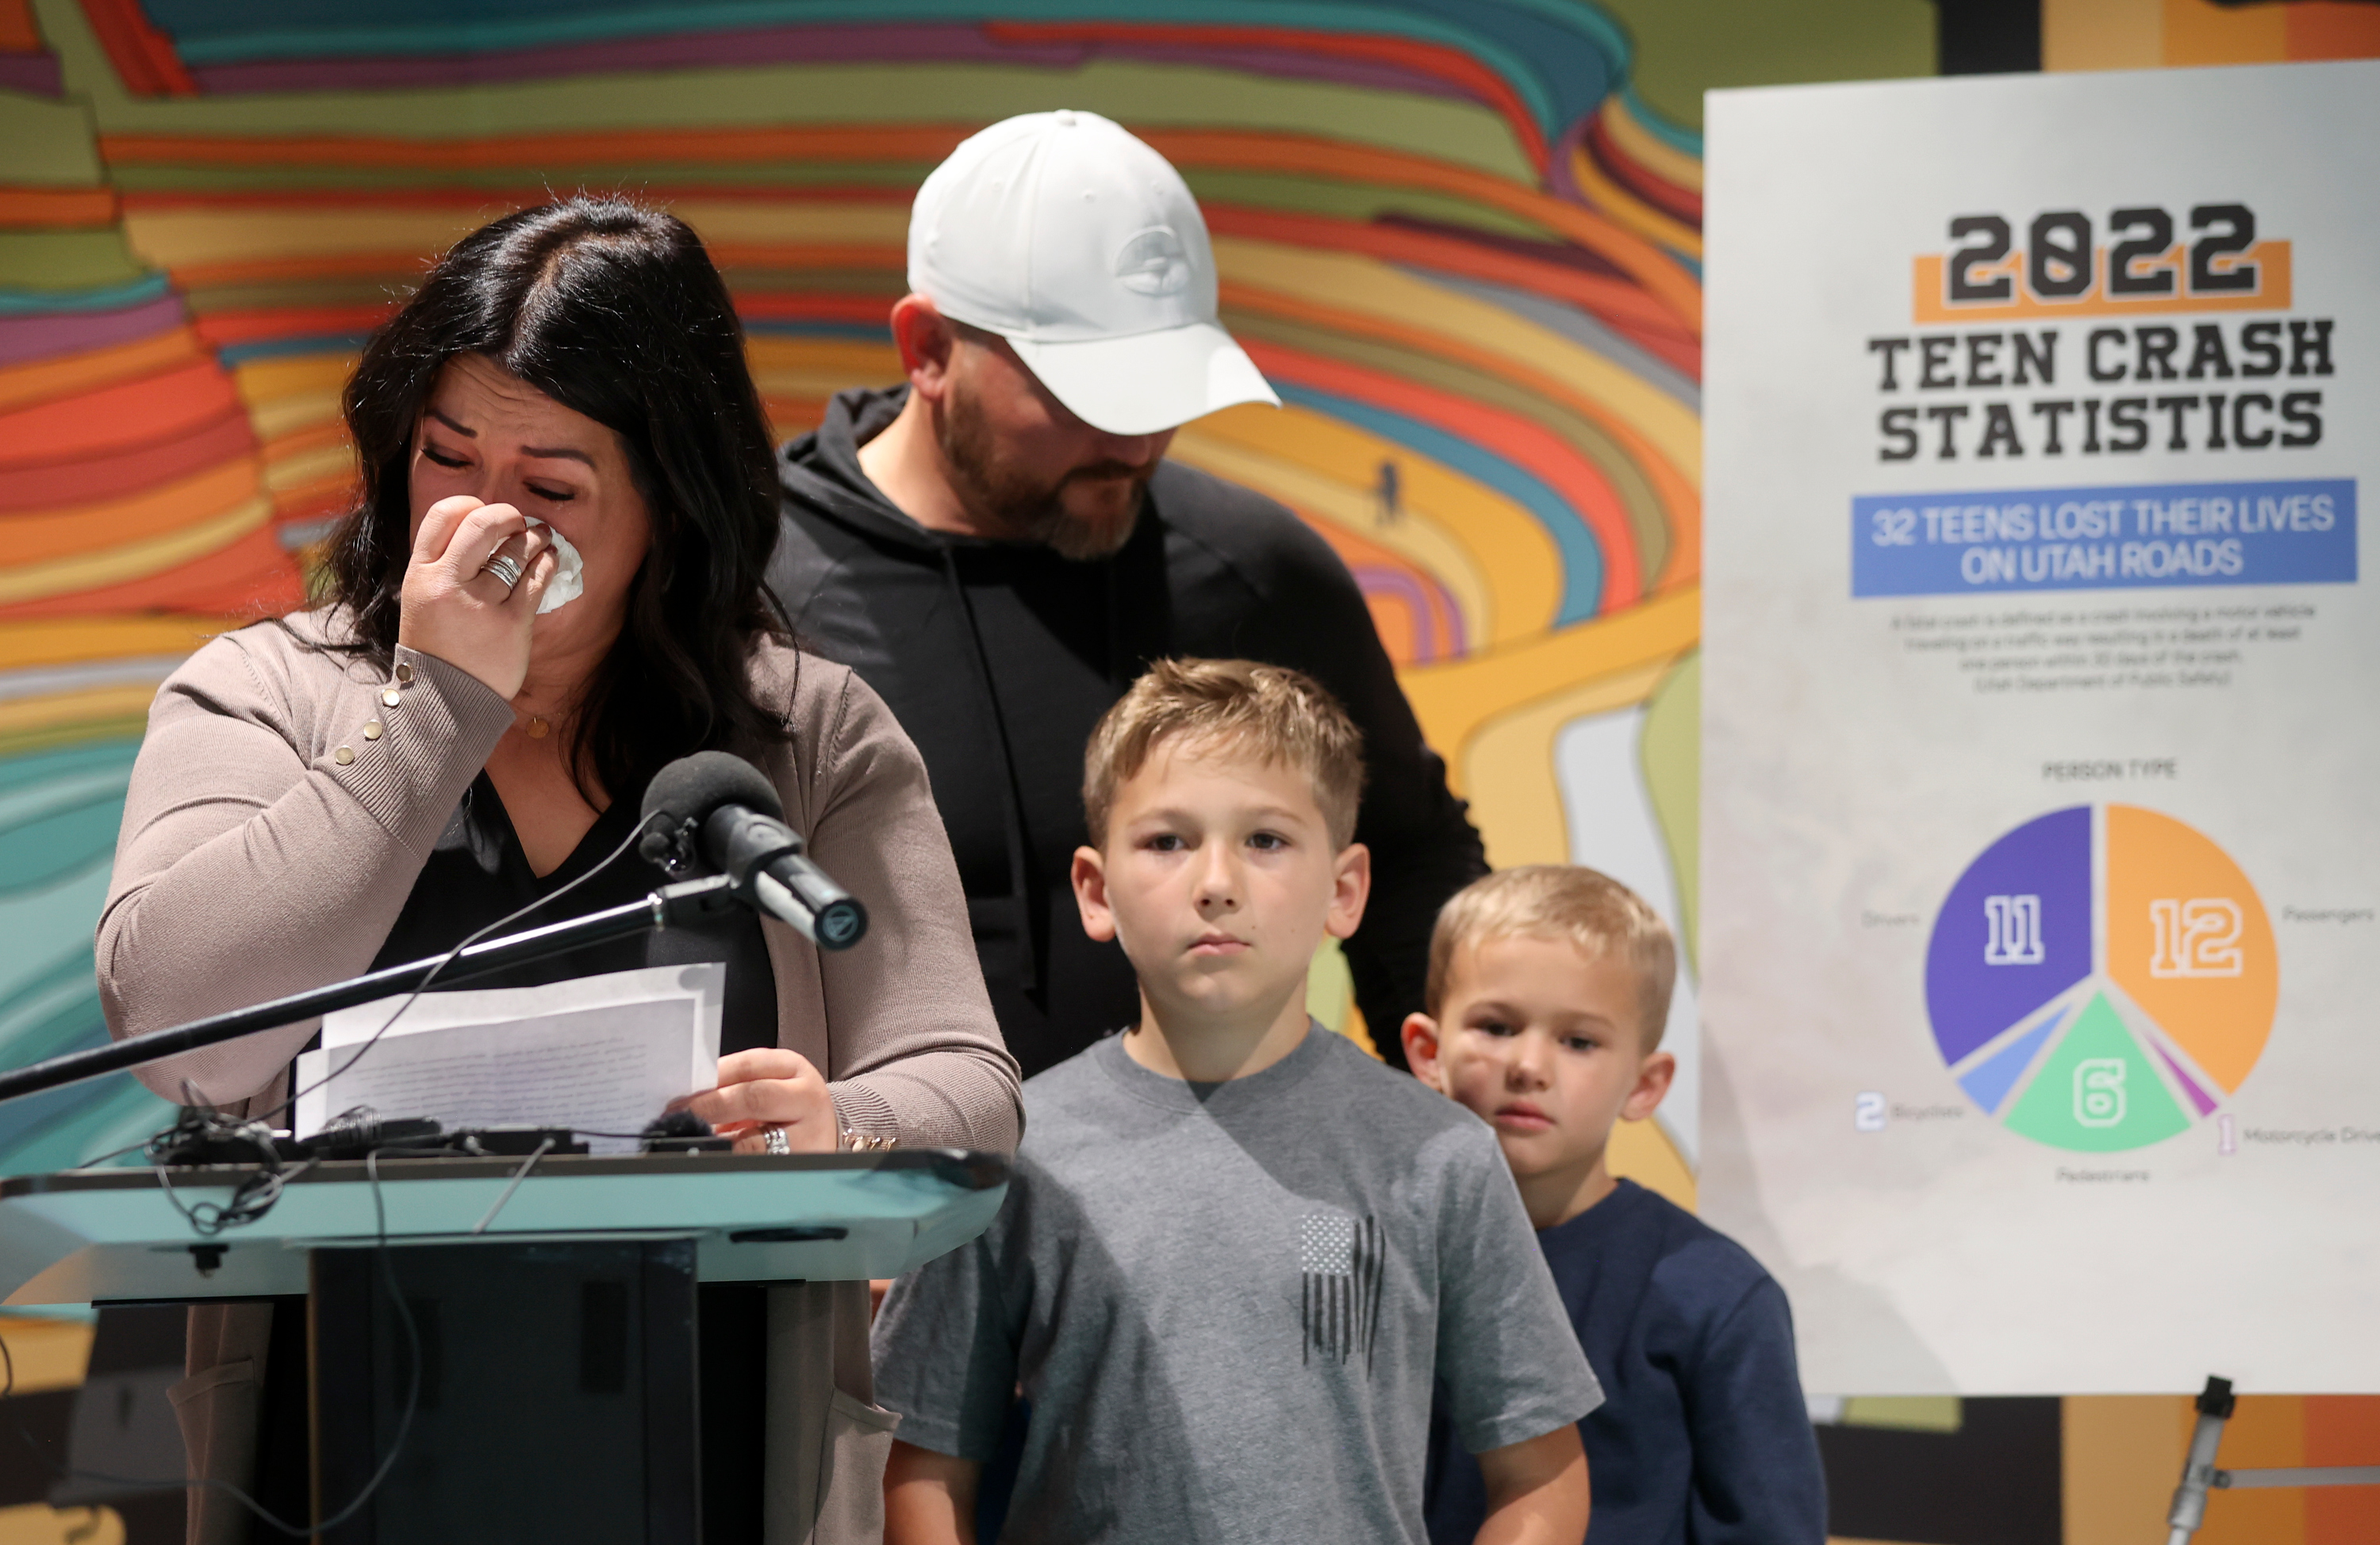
xmin=1423 ymin=1179 xmax=1826 ymax=1545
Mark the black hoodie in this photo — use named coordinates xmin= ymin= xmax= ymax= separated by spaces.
xmin=770 ymin=386 xmax=1487 ymax=1078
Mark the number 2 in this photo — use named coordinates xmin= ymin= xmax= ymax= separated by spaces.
xmin=1948 ymin=215 xmax=2013 ymax=302
xmin=2107 ymin=207 xmax=2176 ymax=296
xmin=2189 ymin=205 xmax=2258 ymax=294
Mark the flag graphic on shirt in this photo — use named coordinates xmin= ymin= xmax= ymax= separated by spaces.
xmin=1299 ymin=1211 xmax=1384 ymax=1373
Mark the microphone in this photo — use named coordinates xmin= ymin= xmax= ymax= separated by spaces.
xmin=640 ymin=752 xmax=869 ymax=950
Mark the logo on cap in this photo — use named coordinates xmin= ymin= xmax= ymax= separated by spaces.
xmin=1114 ymin=227 xmax=1191 ymax=297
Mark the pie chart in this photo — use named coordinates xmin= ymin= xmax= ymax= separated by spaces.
xmin=1924 ymin=805 xmax=2277 ymax=1152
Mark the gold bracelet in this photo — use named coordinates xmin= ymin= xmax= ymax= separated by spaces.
xmin=840 ymin=1127 xmax=897 ymax=1152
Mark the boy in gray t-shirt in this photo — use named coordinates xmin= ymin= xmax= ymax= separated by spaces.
xmin=873 ymin=660 xmax=1601 ymax=1544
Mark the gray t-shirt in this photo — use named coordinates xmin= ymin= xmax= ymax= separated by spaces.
xmin=871 ymin=1025 xmax=1603 ymax=1544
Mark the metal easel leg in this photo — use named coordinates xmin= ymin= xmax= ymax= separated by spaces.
xmin=2164 ymin=1377 xmax=2233 ymax=1545
xmin=2163 ymin=1374 xmax=2380 ymax=1540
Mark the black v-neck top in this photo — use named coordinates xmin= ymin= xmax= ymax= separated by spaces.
xmin=369 ymin=772 xmax=779 ymax=1058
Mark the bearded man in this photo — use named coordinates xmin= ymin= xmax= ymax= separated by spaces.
xmin=770 ymin=110 xmax=1485 ymax=1079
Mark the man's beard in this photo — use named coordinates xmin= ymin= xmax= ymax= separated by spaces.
xmin=939 ymin=383 xmax=1150 ymax=562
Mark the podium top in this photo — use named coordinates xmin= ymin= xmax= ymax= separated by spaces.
xmin=0 ymin=1148 xmax=1009 ymax=1303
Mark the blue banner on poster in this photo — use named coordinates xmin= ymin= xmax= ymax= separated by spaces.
xmin=1851 ymin=479 xmax=2357 ymax=597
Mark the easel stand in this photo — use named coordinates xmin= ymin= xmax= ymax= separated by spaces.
xmin=2166 ymin=1376 xmax=2380 ymax=1543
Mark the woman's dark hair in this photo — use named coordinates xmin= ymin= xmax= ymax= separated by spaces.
xmin=324 ymin=195 xmax=789 ymax=803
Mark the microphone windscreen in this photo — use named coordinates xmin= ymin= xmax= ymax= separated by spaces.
xmin=641 ymin=749 xmax=783 ymax=827
xmin=641 ymin=1109 xmax=713 ymax=1140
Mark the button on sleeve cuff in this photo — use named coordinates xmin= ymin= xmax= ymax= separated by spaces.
xmin=332 ymin=645 xmax=516 ymax=854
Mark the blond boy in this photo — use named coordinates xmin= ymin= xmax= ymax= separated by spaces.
xmin=1403 ymin=867 xmax=1825 ymax=1545
xmin=872 ymin=661 xmax=1599 ymax=1545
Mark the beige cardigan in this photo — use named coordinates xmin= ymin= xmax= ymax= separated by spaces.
xmin=99 ymin=609 xmax=1021 ymax=1543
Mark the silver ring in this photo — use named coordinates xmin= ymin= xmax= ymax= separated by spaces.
xmin=761 ymin=1125 xmax=790 ymax=1156
xmin=482 ymin=553 xmax=524 ymax=590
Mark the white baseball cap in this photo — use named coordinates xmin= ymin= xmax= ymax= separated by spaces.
xmin=908 ymin=109 xmax=1280 ymax=436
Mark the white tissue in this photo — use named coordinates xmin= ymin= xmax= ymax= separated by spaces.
xmin=525 ymin=517 xmax=585 ymax=615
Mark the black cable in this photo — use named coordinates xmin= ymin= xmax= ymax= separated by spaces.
xmin=306 ymin=1147 xmax=424 ymax=1535
xmin=469 ymin=1137 xmax=554 ymax=1233
xmin=66 ymin=1084 xmax=284 ymax=1175
xmin=71 ymin=1134 xmax=171 ymax=1171
xmin=147 ymin=1101 xmax=317 ymax=1237
xmin=0 ymin=1144 xmax=421 ymax=1536
xmin=152 ymin=1155 xmax=321 ymax=1240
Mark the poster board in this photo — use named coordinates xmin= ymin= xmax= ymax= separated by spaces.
xmin=1702 ymin=62 xmax=2378 ymax=1394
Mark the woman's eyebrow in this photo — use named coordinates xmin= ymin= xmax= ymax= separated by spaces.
xmin=424 ymin=408 xmax=596 ymax=467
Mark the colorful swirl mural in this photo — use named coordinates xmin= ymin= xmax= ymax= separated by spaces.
xmin=17 ymin=10 xmax=2380 ymax=1544
xmin=0 ymin=0 xmax=1706 ymax=1199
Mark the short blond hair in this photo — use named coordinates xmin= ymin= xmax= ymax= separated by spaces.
xmin=1082 ymin=658 xmax=1366 ymax=849
xmin=1426 ymin=866 xmax=1676 ymax=1049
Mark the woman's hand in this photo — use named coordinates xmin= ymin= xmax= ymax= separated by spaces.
xmin=675 ymin=1048 xmax=840 ymax=1153
xmin=397 ymin=495 xmax=557 ymax=700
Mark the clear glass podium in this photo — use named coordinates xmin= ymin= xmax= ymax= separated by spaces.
xmin=0 ymin=1149 xmax=1008 ymax=1543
